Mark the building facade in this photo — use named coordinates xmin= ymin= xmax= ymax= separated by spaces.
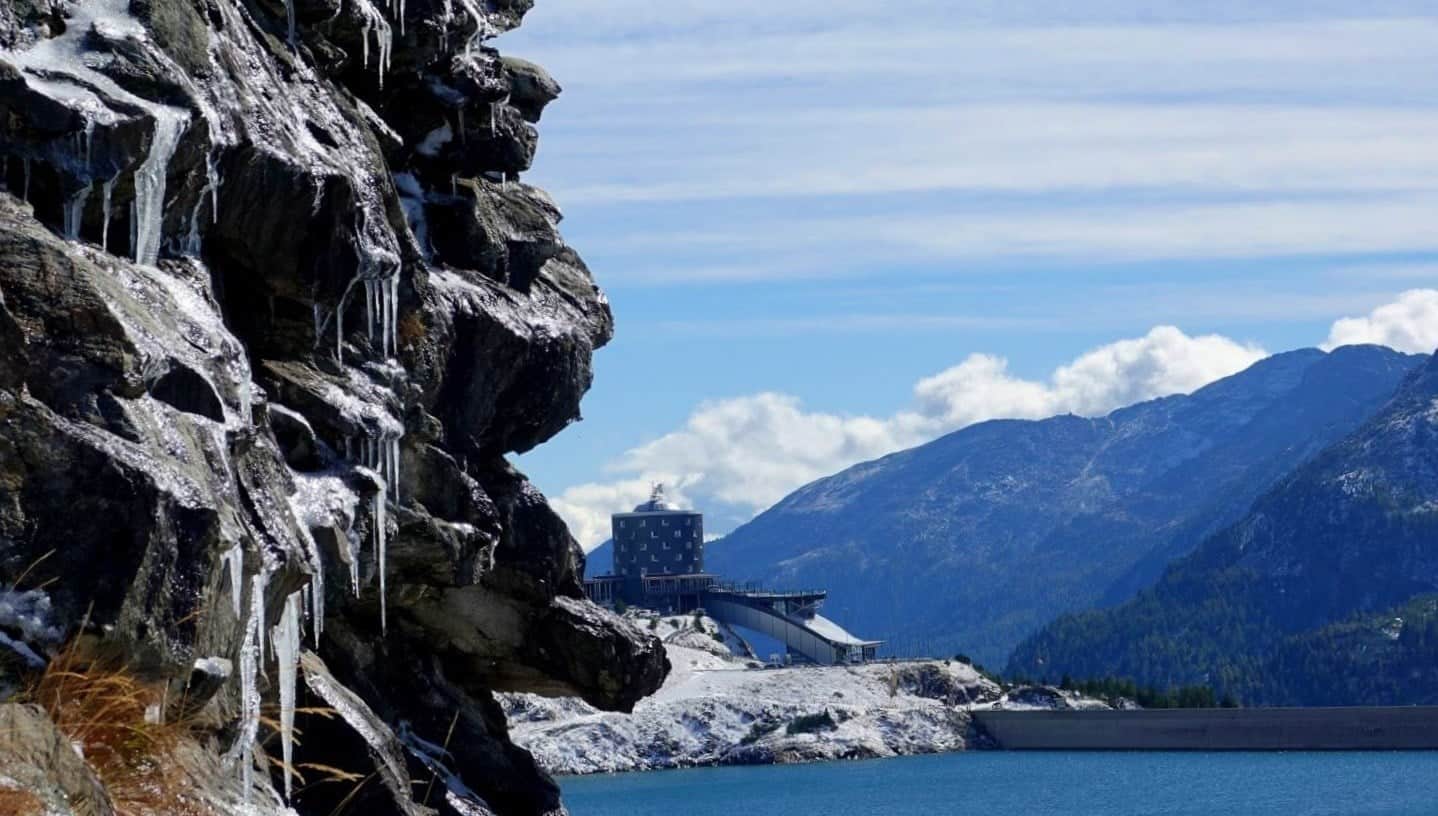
xmin=612 ymin=484 xmax=704 ymax=604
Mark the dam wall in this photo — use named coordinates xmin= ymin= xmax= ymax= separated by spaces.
xmin=973 ymin=707 xmax=1438 ymax=751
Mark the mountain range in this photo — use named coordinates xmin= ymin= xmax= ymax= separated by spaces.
xmin=704 ymin=345 xmax=1427 ymax=666
xmin=1007 ymin=351 xmax=1438 ymax=704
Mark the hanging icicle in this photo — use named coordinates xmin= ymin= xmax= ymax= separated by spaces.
xmin=374 ymin=488 xmax=387 ymax=635
xmin=131 ymin=111 xmax=188 ymax=266
xmin=272 ymin=591 xmax=303 ymax=802
xmin=228 ymin=572 xmax=268 ymax=804
xmin=100 ymin=178 xmax=113 ymax=253
xmin=221 ymin=544 xmax=244 ymax=618
xmin=63 ymin=184 xmax=90 ymax=240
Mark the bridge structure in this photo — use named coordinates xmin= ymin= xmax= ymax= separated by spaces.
xmin=700 ymin=585 xmax=882 ymax=666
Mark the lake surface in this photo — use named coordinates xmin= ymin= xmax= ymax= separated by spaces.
xmin=561 ymin=752 xmax=1438 ymax=815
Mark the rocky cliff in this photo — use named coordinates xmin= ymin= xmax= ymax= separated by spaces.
xmin=0 ymin=1 xmax=666 ymax=814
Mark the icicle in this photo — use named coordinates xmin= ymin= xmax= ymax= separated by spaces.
xmin=390 ymin=436 xmax=401 ymax=503
xmin=346 ymin=529 xmax=361 ymax=595
xmin=132 ymin=111 xmax=187 ymax=266
xmin=21 ymin=158 xmax=30 ymax=202
xmin=489 ymin=101 xmax=496 ymax=134
xmin=285 ymin=0 xmax=297 ymax=47
xmin=230 ymin=572 xmax=268 ymax=803
xmin=272 ymin=591 xmax=302 ymax=802
xmin=221 ymin=544 xmax=244 ymax=618
xmin=374 ymin=490 xmax=387 ymax=635
xmin=365 ymin=278 xmax=376 ymax=343
xmin=82 ymin=116 xmax=95 ymax=166
xmin=100 ymin=178 xmax=113 ymax=252
xmin=207 ymin=151 xmax=221 ymax=223
xmin=255 ymin=572 xmax=268 ymax=670
xmin=184 ymin=198 xmax=204 ymax=256
xmin=389 ymin=273 xmax=399 ymax=357
xmin=63 ymin=184 xmax=90 ymax=240
xmin=458 ymin=108 xmax=466 ymax=144
xmin=380 ymin=273 xmax=391 ymax=358
xmin=311 ymin=568 xmax=324 ymax=648
xmin=336 ymin=296 xmax=343 ymax=361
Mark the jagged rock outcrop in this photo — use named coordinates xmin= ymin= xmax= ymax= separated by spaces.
xmin=0 ymin=0 xmax=665 ymax=813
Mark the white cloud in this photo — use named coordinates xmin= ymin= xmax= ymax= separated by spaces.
xmin=554 ymin=326 xmax=1266 ymax=548
xmin=1323 ymin=289 xmax=1438 ymax=353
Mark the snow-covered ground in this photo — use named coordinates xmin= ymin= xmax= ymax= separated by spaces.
xmin=501 ymin=612 xmax=1102 ymax=775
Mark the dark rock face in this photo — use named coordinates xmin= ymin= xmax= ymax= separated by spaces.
xmin=0 ymin=0 xmax=664 ymax=813
xmin=708 ymin=346 xmax=1426 ymax=665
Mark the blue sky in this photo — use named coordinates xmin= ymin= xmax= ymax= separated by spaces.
xmin=500 ymin=0 xmax=1438 ymax=547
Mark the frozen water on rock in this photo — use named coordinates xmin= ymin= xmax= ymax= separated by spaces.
xmin=194 ymin=656 xmax=234 ymax=679
xmin=394 ymin=173 xmax=432 ymax=259
xmin=3 ymin=0 xmax=193 ymax=264
xmin=273 ymin=591 xmax=303 ymax=801
xmin=373 ymin=487 xmax=388 ymax=635
xmin=221 ymin=544 xmax=245 ymax=618
xmin=0 ymin=590 xmax=64 ymax=647
xmin=100 ymin=178 xmax=114 ymax=252
xmin=131 ymin=110 xmax=187 ymax=266
xmin=285 ymin=0 xmax=297 ymax=47
xmin=417 ymin=124 xmax=453 ymax=157
xmin=355 ymin=0 xmax=393 ymax=89
xmin=63 ymin=184 xmax=89 ymax=239
xmin=230 ymin=573 xmax=268 ymax=803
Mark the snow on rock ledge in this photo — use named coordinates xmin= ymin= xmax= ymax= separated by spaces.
xmin=501 ymin=615 xmax=1006 ymax=775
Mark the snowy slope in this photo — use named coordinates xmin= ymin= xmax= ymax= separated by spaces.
xmin=500 ymin=614 xmax=1012 ymax=775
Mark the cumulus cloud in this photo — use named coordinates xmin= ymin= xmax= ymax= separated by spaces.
xmin=1323 ymin=289 xmax=1438 ymax=354
xmin=554 ymin=326 xmax=1266 ymax=548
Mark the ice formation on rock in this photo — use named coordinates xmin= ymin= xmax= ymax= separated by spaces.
xmin=63 ymin=185 xmax=89 ymax=240
xmin=273 ymin=591 xmax=303 ymax=801
xmin=221 ymin=544 xmax=244 ymax=618
xmin=100 ymin=178 xmax=114 ymax=252
xmin=131 ymin=111 xmax=188 ymax=266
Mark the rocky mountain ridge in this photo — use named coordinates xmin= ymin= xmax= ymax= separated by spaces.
xmin=0 ymin=0 xmax=666 ymax=814
xmin=708 ymin=345 xmax=1424 ymax=664
xmin=1007 ymin=351 xmax=1438 ymax=703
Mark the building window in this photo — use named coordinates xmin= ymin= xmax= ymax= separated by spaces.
xmin=661 ymin=519 xmax=669 ymax=527
xmin=686 ymin=542 xmax=692 ymax=550
xmin=639 ymin=542 xmax=647 ymax=551
xmin=619 ymin=520 xmax=626 ymax=529
xmin=639 ymin=519 xmax=645 ymax=528
xmin=662 ymin=542 xmax=670 ymax=550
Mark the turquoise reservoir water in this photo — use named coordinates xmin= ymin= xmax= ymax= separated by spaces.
xmin=561 ymin=752 xmax=1438 ymax=815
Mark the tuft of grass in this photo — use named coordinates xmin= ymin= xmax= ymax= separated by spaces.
xmin=26 ymin=638 xmax=208 ymax=816
xmin=0 ymin=788 xmax=44 ymax=816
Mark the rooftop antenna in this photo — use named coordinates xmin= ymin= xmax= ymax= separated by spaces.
xmin=650 ymin=482 xmax=665 ymax=504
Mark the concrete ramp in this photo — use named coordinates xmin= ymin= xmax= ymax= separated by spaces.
xmin=703 ymin=587 xmax=880 ymax=665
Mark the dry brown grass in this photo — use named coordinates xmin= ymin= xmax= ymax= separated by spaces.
xmin=0 ymin=787 xmax=44 ymax=816
xmin=397 ymin=312 xmax=425 ymax=349
xmin=26 ymin=639 xmax=210 ymax=816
